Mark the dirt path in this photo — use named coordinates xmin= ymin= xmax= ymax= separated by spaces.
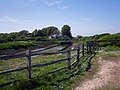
xmin=75 ymin=58 xmax=120 ymax=90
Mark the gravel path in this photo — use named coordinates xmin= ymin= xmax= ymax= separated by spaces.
xmin=75 ymin=58 xmax=120 ymax=90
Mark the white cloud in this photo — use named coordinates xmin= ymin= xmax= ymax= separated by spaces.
xmin=45 ymin=0 xmax=69 ymax=10
xmin=0 ymin=16 xmax=17 ymax=22
xmin=46 ymin=0 xmax=62 ymax=6
xmin=0 ymin=16 xmax=32 ymax=24
xmin=58 ymin=6 xmax=69 ymax=10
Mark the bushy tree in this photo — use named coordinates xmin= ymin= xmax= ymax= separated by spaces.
xmin=32 ymin=29 xmax=46 ymax=37
xmin=32 ymin=26 xmax=60 ymax=37
xmin=18 ymin=30 xmax=29 ymax=36
xmin=46 ymin=26 xmax=60 ymax=36
xmin=32 ymin=29 xmax=38 ymax=37
xmin=7 ymin=32 xmax=19 ymax=41
xmin=61 ymin=25 xmax=73 ymax=39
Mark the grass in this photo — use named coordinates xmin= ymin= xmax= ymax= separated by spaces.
xmin=96 ymin=46 xmax=120 ymax=60
xmin=0 ymin=47 xmax=96 ymax=90
xmin=104 ymin=46 xmax=120 ymax=51
xmin=0 ymin=41 xmax=36 ymax=50
xmin=0 ymin=41 xmax=59 ymax=55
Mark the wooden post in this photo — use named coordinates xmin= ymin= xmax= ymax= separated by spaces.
xmin=95 ymin=42 xmax=97 ymax=51
xmin=26 ymin=50 xmax=31 ymax=79
xmin=86 ymin=44 xmax=89 ymax=53
xmin=90 ymin=41 xmax=93 ymax=52
xmin=77 ymin=45 xmax=80 ymax=62
xmin=93 ymin=44 xmax=95 ymax=51
xmin=91 ymin=43 xmax=93 ymax=52
xmin=82 ymin=43 xmax=84 ymax=56
xmin=89 ymin=44 xmax=92 ymax=54
xmin=67 ymin=48 xmax=71 ymax=70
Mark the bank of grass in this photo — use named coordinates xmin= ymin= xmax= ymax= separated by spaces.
xmin=97 ymin=46 xmax=120 ymax=60
xmin=0 ymin=48 xmax=96 ymax=90
xmin=0 ymin=41 xmax=36 ymax=50
xmin=104 ymin=46 xmax=120 ymax=51
xmin=0 ymin=40 xmax=59 ymax=50
xmin=0 ymin=40 xmax=59 ymax=55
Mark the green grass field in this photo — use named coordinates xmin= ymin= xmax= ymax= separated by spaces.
xmin=0 ymin=47 xmax=96 ymax=90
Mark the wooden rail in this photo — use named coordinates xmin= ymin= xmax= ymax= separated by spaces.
xmin=88 ymin=39 xmax=120 ymax=42
xmin=0 ymin=43 xmax=96 ymax=87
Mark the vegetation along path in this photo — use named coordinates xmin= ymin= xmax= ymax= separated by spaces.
xmin=75 ymin=51 xmax=120 ymax=90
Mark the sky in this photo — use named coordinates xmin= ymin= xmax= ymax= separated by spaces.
xmin=0 ymin=0 xmax=120 ymax=36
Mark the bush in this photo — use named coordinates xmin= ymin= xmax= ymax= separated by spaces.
xmin=35 ymin=37 xmax=49 ymax=41
xmin=0 ymin=41 xmax=36 ymax=50
xmin=104 ymin=46 xmax=120 ymax=51
xmin=98 ymin=33 xmax=120 ymax=47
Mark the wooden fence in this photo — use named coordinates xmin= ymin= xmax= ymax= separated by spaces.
xmin=88 ymin=39 xmax=120 ymax=43
xmin=0 ymin=43 xmax=96 ymax=87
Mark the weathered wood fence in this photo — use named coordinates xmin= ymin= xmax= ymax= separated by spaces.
xmin=0 ymin=43 xmax=96 ymax=87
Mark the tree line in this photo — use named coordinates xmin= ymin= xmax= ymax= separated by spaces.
xmin=0 ymin=25 xmax=73 ymax=43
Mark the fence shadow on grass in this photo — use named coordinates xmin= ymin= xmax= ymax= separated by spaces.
xmin=18 ymin=52 xmax=97 ymax=90
xmin=57 ymin=52 xmax=96 ymax=82
xmin=0 ymin=42 xmax=98 ymax=90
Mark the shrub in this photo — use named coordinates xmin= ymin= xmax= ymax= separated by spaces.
xmin=104 ymin=46 xmax=120 ymax=51
xmin=98 ymin=33 xmax=120 ymax=47
xmin=0 ymin=41 xmax=36 ymax=50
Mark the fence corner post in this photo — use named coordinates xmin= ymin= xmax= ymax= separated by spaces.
xmin=77 ymin=45 xmax=80 ymax=62
xmin=82 ymin=43 xmax=84 ymax=56
xmin=86 ymin=43 xmax=89 ymax=54
xmin=26 ymin=49 xmax=31 ymax=79
xmin=89 ymin=43 xmax=92 ymax=54
xmin=67 ymin=48 xmax=71 ymax=70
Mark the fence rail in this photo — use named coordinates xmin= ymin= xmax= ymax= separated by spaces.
xmin=0 ymin=43 xmax=96 ymax=87
xmin=88 ymin=39 xmax=120 ymax=42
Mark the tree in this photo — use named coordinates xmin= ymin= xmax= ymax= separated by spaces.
xmin=0 ymin=33 xmax=8 ymax=43
xmin=32 ymin=29 xmax=38 ymax=37
xmin=18 ymin=30 xmax=29 ymax=37
xmin=46 ymin=26 xmax=60 ymax=36
xmin=61 ymin=25 xmax=73 ymax=39
xmin=77 ymin=35 xmax=82 ymax=39
xmin=32 ymin=29 xmax=46 ymax=37
xmin=32 ymin=26 xmax=60 ymax=37
xmin=37 ymin=29 xmax=46 ymax=36
xmin=41 ymin=28 xmax=47 ymax=36
xmin=7 ymin=32 xmax=18 ymax=41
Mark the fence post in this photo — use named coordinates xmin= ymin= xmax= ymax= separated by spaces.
xmin=26 ymin=49 xmax=31 ymax=79
xmin=82 ymin=43 xmax=84 ymax=56
xmin=67 ymin=48 xmax=71 ymax=70
xmin=77 ymin=45 xmax=80 ymax=62
xmin=89 ymin=43 xmax=92 ymax=54
xmin=91 ymin=44 xmax=93 ymax=52
xmin=86 ymin=43 xmax=89 ymax=53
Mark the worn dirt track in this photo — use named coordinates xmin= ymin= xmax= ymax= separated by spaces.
xmin=75 ymin=58 xmax=120 ymax=90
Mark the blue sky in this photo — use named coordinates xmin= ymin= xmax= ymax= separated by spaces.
xmin=0 ymin=0 xmax=120 ymax=36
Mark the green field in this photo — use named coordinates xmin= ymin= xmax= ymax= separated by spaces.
xmin=0 ymin=45 xmax=96 ymax=90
